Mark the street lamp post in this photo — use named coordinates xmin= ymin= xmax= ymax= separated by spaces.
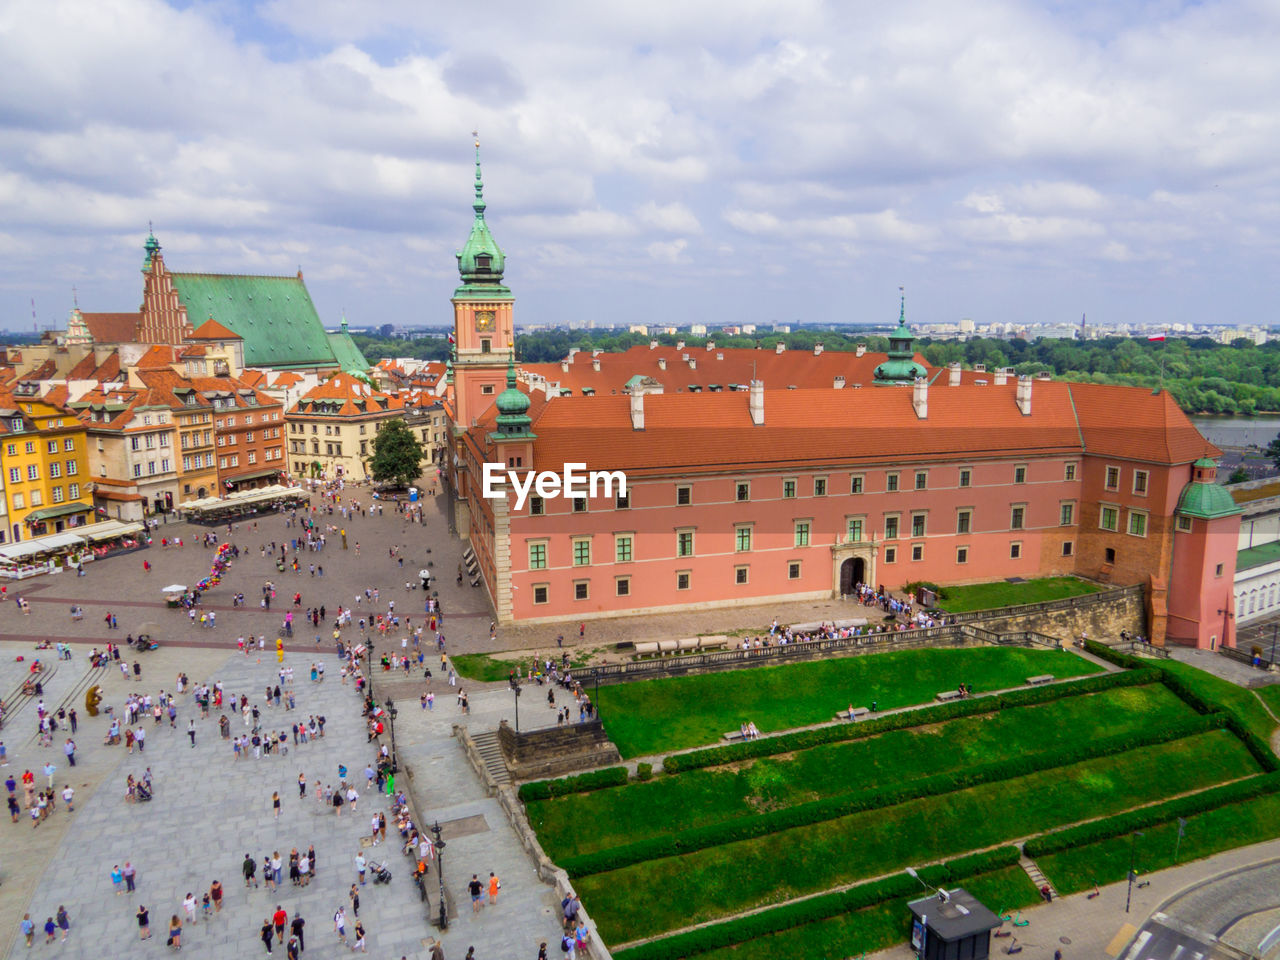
xmin=384 ymin=698 xmax=398 ymax=773
xmin=431 ymin=820 xmax=448 ymax=930
xmin=1271 ymin=623 xmax=1278 ymax=668
xmin=512 ymin=681 xmax=522 ymax=733
xmin=1125 ymin=831 xmax=1145 ymax=913
xmin=366 ymin=638 xmax=375 ymax=701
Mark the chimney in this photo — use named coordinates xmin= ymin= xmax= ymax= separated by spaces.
xmin=948 ymin=362 xmax=961 ymax=387
xmin=1016 ymin=376 xmax=1032 ymax=416
xmin=630 ymin=390 xmax=645 ymax=430
xmin=706 ymin=340 xmax=715 ymax=351
xmin=912 ymin=377 xmax=928 ymax=419
xmin=716 ymin=352 xmax=724 ymax=360
xmin=676 ymin=340 xmax=685 ymax=350
xmin=592 ymin=358 xmax=600 ymax=372
xmin=592 ymin=348 xmax=603 ymax=358
xmin=749 ymin=379 xmax=764 ymax=425
xmin=814 ymin=343 xmax=824 ymax=356
xmin=658 ymin=357 xmax=666 ymax=370
xmin=775 ymin=342 xmax=785 ymax=354
xmin=833 ymin=376 xmax=846 ymax=389
xmin=855 ymin=344 xmax=866 ymax=357
xmin=649 ymin=340 xmax=658 ymax=350
xmin=568 ymin=347 xmax=580 ymax=360
xmin=994 ymin=368 xmax=1008 ymax=386
xmin=973 ymin=363 xmax=986 ymax=373
xmin=1036 ymin=371 xmax=1052 ymax=381
xmin=560 ymin=360 xmax=569 ymax=373
xmin=688 ymin=358 xmax=697 ymax=370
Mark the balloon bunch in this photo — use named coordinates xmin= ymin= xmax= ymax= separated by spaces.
xmin=194 ymin=542 xmax=234 ymax=592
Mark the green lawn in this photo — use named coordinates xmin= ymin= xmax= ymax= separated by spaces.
xmin=687 ymin=868 xmax=1040 ymax=960
xmin=1252 ymin=683 xmax=1280 ymax=723
xmin=1156 ymin=659 xmax=1279 ymax=741
xmin=937 ymin=576 xmax=1101 ymax=613
xmin=579 ymin=730 xmax=1254 ymax=943
xmin=450 ymin=653 xmax=518 ymax=682
xmin=1038 ymin=790 xmax=1280 ymax=894
xmin=598 ymin=647 xmax=1102 ymax=757
xmin=530 ymin=683 xmax=1193 ymax=860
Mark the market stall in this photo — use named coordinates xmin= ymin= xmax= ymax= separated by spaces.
xmin=0 ymin=531 xmax=88 ymax=579
xmin=81 ymin=519 xmax=149 ymax=559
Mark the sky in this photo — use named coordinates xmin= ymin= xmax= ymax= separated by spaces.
xmin=1 ymin=0 xmax=1278 ymax=334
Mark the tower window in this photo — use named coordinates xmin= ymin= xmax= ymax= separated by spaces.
xmin=476 ymin=255 xmax=491 ymax=271
xmin=481 ymin=339 xmax=491 ymax=354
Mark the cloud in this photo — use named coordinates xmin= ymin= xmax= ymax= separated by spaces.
xmin=0 ymin=0 xmax=1279 ymax=331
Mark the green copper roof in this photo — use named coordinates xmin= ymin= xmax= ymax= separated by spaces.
xmin=170 ymin=272 xmax=340 ymax=369
xmin=1194 ymin=457 xmax=1218 ymax=469
xmin=327 ymin=330 xmax=369 ymax=372
xmin=1238 ymin=540 xmax=1280 ymax=572
xmin=874 ymin=291 xmax=928 ymax=385
xmin=455 ymin=139 xmax=509 ymax=298
xmin=1177 ymin=480 xmax=1243 ymax=520
xmin=143 ymin=232 xmax=160 ymax=270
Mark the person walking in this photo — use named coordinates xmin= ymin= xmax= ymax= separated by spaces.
xmin=298 ymin=772 xmax=307 ymax=798
xmin=55 ymin=906 xmax=70 ymax=942
xmin=273 ymin=791 xmax=281 ymax=819
xmin=488 ymin=872 xmax=500 ymax=905
xmin=273 ymin=905 xmax=288 ymax=944
xmin=260 ymin=918 xmax=275 ymax=955
xmin=167 ymin=914 xmax=182 ymax=949
xmin=349 ymin=883 xmax=360 ymax=917
xmin=333 ymin=906 xmax=347 ymax=945
xmin=351 ymin=919 xmax=367 ymax=953
xmin=183 ymin=893 xmax=197 ymax=925
xmin=289 ymin=912 xmax=305 ymax=951
xmin=188 ymin=720 xmax=196 ymax=747
xmin=123 ymin=861 xmax=137 ymax=893
xmin=243 ymin=853 xmax=259 ymax=888
xmin=111 ymin=865 xmax=124 ymax=895
xmin=469 ymin=875 xmax=484 ymax=912
xmin=136 ymin=905 xmax=151 ymax=941
xmin=19 ymin=915 xmax=34 ymax=947
xmin=354 ymin=850 xmax=367 ymax=885
xmin=210 ymin=880 xmax=224 ymax=913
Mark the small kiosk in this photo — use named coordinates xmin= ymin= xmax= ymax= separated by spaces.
xmin=908 ymin=888 xmax=1002 ymax=960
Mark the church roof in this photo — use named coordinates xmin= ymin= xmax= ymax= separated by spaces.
xmin=169 ymin=272 xmax=338 ymax=369
xmin=326 ymin=330 xmax=370 ymax=372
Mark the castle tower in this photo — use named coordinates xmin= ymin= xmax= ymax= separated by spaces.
xmin=451 ymin=137 xmax=514 ymax=429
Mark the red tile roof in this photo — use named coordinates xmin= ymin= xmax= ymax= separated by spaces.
xmin=80 ymin=312 xmax=141 ymax=343
xmin=520 ymin=344 xmax=928 ymax=396
xmin=189 ymin=318 xmax=241 ymax=340
xmin=467 ymin=378 xmax=1217 ymax=475
xmin=135 ymin=345 xmax=179 ymax=370
xmin=290 ymin=372 xmax=403 ymax=418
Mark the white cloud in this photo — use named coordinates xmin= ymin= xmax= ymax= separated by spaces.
xmin=0 ymin=0 xmax=1278 ymax=329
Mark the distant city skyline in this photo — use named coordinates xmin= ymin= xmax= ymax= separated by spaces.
xmin=2 ymin=0 xmax=1279 ymax=334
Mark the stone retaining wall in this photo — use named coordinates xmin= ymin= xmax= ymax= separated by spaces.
xmin=497 ymin=719 xmax=621 ymax=781
xmin=973 ymin=587 xmax=1146 ymax=645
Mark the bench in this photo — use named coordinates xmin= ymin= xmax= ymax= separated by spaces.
xmin=835 ymin=707 xmax=871 ymax=721
xmin=722 ymin=730 xmax=745 ymax=742
xmin=634 ymin=641 xmax=659 ymax=656
xmin=699 ymin=636 xmax=730 ymax=651
xmin=936 ymin=690 xmax=963 ymax=702
xmin=1026 ymin=675 xmax=1055 ymax=686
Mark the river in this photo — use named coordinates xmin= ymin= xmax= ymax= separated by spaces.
xmin=1190 ymin=416 xmax=1280 ymax=450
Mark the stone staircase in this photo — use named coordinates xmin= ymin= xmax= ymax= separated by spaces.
xmin=470 ymin=730 xmax=512 ymax=786
xmin=1019 ymin=852 xmax=1057 ymax=900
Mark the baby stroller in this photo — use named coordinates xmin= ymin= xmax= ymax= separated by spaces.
xmin=370 ymin=861 xmax=392 ymax=885
xmin=135 ymin=781 xmax=153 ymax=802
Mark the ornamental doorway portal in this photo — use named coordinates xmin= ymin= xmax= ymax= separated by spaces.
xmin=831 ymin=540 xmax=876 ymax=600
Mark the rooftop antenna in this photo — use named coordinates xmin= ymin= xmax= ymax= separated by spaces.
xmin=72 ymin=285 xmax=79 ymax=309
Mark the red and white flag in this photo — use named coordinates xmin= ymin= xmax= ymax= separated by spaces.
xmin=447 ymin=332 xmax=455 ymax=344
xmin=1147 ymin=334 xmax=1165 ymax=342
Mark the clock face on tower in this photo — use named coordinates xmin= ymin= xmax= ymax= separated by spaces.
xmin=474 ymin=310 xmax=495 ymax=332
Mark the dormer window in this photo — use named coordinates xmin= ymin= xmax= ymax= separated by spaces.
xmin=475 ymin=254 xmax=491 ymax=272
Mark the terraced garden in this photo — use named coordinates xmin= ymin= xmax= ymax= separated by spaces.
xmin=520 ymin=644 xmax=1280 ymax=960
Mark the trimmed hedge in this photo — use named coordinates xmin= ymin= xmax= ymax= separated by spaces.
xmin=517 ymin=766 xmax=629 ymax=802
xmin=1024 ymin=770 xmax=1280 ymax=857
xmin=661 ymin=667 xmax=1159 ymax=774
xmin=562 ymin=714 xmax=1222 ymax=878
xmin=611 ymin=846 xmax=1022 ymax=960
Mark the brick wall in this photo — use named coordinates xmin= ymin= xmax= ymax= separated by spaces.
xmin=497 ymin=719 xmax=620 ymax=781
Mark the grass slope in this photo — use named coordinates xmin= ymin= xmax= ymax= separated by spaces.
xmin=691 ymin=868 xmax=1040 ymax=960
xmin=598 ymin=647 xmax=1101 ymax=757
xmin=530 ymin=684 xmax=1193 ymax=860
xmin=451 ymin=653 xmax=516 ymax=682
xmin=1038 ymin=790 xmax=1280 ymax=894
xmin=937 ymin=577 xmax=1100 ymax=613
xmin=579 ymin=731 xmax=1256 ymax=943
xmin=1156 ymin=659 xmax=1278 ymax=741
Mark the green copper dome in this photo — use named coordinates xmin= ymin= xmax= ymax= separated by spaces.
xmin=491 ymin=352 xmax=535 ymax=439
xmin=873 ymin=292 xmax=929 ymax=385
xmin=455 ymin=139 xmax=509 ymax=295
xmin=142 ymin=231 xmax=160 ymax=271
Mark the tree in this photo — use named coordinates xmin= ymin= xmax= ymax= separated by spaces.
xmin=1227 ymin=466 xmax=1250 ymax=484
xmin=1268 ymin=432 xmax=1280 ymax=472
xmin=367 ymin=419 xmax=426 ymax=488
